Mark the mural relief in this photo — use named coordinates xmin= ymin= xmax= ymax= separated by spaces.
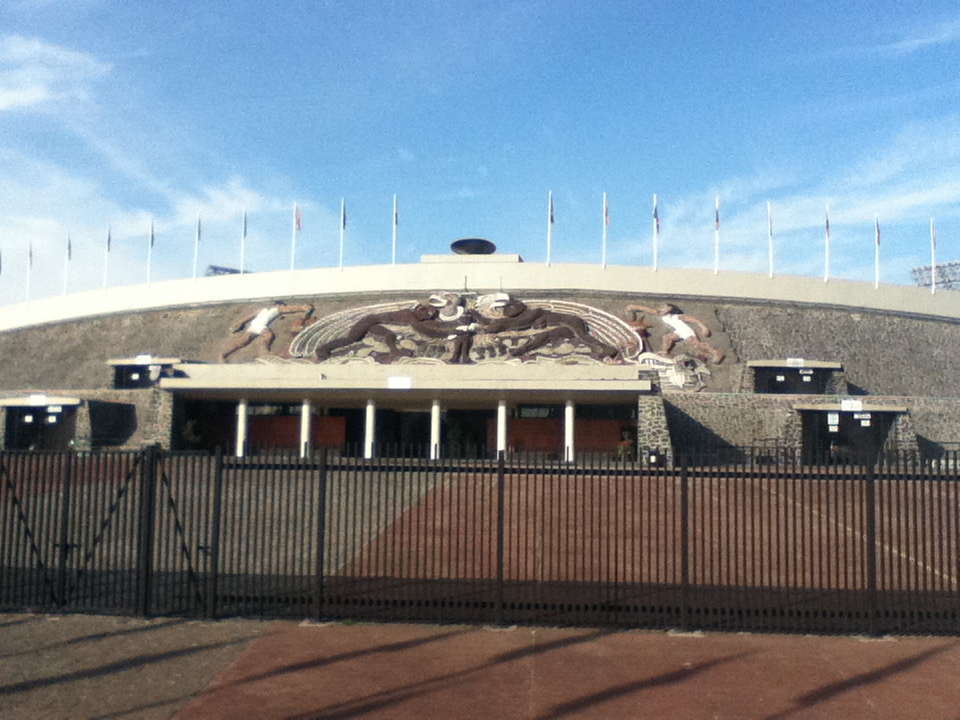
xmin=217 ymin=293 xmax=725 ymax=391
xmin=290 ymin=293 xmax=641 ymax=366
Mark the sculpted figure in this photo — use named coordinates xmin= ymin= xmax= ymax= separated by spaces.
xmin=427 ymin=292 xmax=484 ymax=364
xmin=221 ymin=301 xmax=314 ymax=362
xmin=626 ymin=303 xmax=723 ymax=363
xmin=483 ymin=299 xmax=621 ymax=361
xmin=314 ymin=302 xmax=442 ymax=363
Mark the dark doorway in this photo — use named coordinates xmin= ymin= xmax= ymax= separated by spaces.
xmin=174 ymin=399 xmax=236 ymax=452
xmin=754 ymin=367 xmax=831 ymax=394
xmin=801 ymin=409 xmax=897 ymax=465
xmin=4 ymin=406 xmax=78 ymax=450
xmin=445 ymin=409 xmax=493 ymax=459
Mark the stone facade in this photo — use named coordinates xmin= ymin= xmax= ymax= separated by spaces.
xmin=636 ymin=393 xmax=674 ymax=465
xmin=1 ymin=290 xmax=959 ymax=454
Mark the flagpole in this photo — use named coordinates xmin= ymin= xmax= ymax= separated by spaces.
xmin=339 ymin=198 xmax=346 ymax=270
xmin=824 ymin=205 xmax=830 ymax=283
xmin=240 ymin=209 xmax=247 ymax=274
xmin=653 ymin=194 xmax=659 ymax=272
xmin=192 ymin=214 xmax=200 ymax=280
xmin=546 ymin=191 xmax=553 ymax=267
xmin=392 ymin=195 xmax=398 ymax=265
xmin=290 ymin=203 xmax=299 ymax=271
xmin=874 ymin=214 xmax=880 ymax=289
xmin=147 ymin=220 xmax=154 ymax=285
xmin=103 ymin=228 xmax=111 ymax=289
xmin=601 ymin=193 xmax=608 ymax=268
xmin=931 ymin=218 xmax=937 ymax=295
xmin=26 ymin=242 xmax=33 ymax=301
xmin=713 ymin=196 xmax=720 ymax=275
xmin=767 ymin=202 xmax=774 ymax=279
xmin=63 ymin=233 xmax=71 ymax=295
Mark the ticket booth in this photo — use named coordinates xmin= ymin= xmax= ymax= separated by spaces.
xmin=1 ymin=395 xmax=80 ymax=450
xmin=797 ymin=401 xmax=903 ymax=465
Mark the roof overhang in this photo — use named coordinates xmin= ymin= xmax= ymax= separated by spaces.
xmin=793 ymin=402 xmax=908 ymax=413
xmin=107 ymin=355 xmax=182 ymax=366
xmin=0 ymin=394 xmax=82 ymax=408
xmin=161 ymin=361 xmax=652 ymax=406
xmin=748 ymin=359 xmax=843 ymax=370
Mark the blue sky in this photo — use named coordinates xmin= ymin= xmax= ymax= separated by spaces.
xmin=2 ymin=0 xmax=959 ymax=303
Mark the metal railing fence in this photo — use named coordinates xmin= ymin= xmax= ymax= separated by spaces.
xmin=1 ymin=446 xmax=959 ymax=635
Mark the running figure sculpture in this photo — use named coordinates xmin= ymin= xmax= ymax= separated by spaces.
xmin=221 ymin=301 xmax=314 ymax=362
xmin=625 ymin=303 xmax=724 ymax=363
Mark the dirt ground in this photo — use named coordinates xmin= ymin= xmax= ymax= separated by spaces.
xmin=0 ymin=613 xmax=266 ymax=719
xmin=3 ymin=613 xmax=960 ymax=719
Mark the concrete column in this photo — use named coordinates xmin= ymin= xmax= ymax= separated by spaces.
xmin=235 ymin=398 xmax=248 ymax=458
xmin=496 ymin=400 xmax=508 ymax=457
xmin=430 ymin=399 xmax=442 ymax=460
xmin=299 ymin=399 xmax=312 ymax=458
xmin=564 ymin=400 xmax=576 ymax=462
xmin=364 ymin=399 xmax=376 ymax=459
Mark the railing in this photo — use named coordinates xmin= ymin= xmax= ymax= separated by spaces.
xmin=1 ymin=447 xmax=959 ymax=635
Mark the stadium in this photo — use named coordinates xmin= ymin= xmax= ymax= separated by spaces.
xmin=0 ymin=240 xmax=958 ymax=465
xmin=2 ymin=242 xmax=960 ymax=635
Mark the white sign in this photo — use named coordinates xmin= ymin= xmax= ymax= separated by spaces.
xmin=853 ymin=413 xmax=872 ymax=420
xmin=387 ymin=376 xmax=413 ymax=389
xmin=840 ymin=399 xmax=863 ymax=412
xmin=827 ymin=412 xmax=840 ymax=425
xmin=786 ymin=357 xmax=805 ymax=367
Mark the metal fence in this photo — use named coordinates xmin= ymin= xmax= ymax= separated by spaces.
xmin=2 ymin=447 xmax=959 ymax=635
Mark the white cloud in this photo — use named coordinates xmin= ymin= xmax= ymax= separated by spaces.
xmin=0 ymin=35 xmax=109 ymax=112
xmin=883 ymin=18 xmax=960 ymax=55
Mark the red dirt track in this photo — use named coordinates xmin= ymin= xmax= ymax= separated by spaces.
xmin=176 ymin=620 xmax=960 ymax=719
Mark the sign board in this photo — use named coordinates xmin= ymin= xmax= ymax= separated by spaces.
xmin=786 ymin=358 xmax=805 ymax=367
xmin=388 ymin=376 xmax=413 ymax=389
xmin=827 ymin=412 xmax=840 ymax=425
xmin=840 ymin=399 xmax=863 ymax=412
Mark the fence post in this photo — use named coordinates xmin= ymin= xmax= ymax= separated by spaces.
xmin=315 ymin=447 xmax=328 ymax=622
xmin=865 ymin=460 xmax=879 ymax=635
xmin=55 ymin=452 xmax=73 ymax=608
xmin=496 ymin=450 xmax=505 ymax=625
xmin=136 ymin=444 xmax=159 ymax=618
xmin=205 ymin=447 xmax=224 ymax=619
xmin=680 ymin=462 xmax=690 ymax=631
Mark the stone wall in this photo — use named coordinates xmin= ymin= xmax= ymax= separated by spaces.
xmin=636 ymin=394 xmax=673 ymax=465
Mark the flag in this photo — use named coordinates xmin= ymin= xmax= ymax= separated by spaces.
xmin=341 ymin=202 xmax=347 ymax=230
xmin=66 ymin=234 xmax=72 ymax=261
xmin=393 ymin=198 xmax=398 ymax=227
xmin=715 ymin=198 xmax=720 ymax=232
xmin=875 ymin=216 xmax=880 ymax=246
xmin=604 ymin=195 xmax=609 ymax=225
xmin=242 ymin=209 xmax=248 ymax=239
xmin=150 ymin=221 xmax=155 ymax=248
xmin=294 ymin=204 xmax=302 ymax=232
xmin=653 ymin=195 xmax=660 ymax=235
xmin=549 ymin=193 xmax=555 ymax=225
xmin=106 ymin=229 xmax=112 ymax=253
xmin=825 ymin=210 xmax=830 ymax=240
xmin=29 ymin=241 xmax=33 ymax=268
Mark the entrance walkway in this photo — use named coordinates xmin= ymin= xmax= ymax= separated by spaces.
xmin=177 ymin=621 xmax=960 ymax=719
